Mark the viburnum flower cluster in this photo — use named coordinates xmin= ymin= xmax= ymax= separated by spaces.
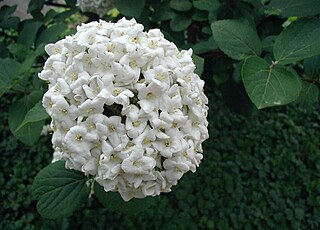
xmin=39 ymin=18 xmax=209 ymax=201
xmin=76 ymin=0 xmax=114 ymax=17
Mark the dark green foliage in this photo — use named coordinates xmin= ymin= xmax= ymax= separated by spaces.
xmin=2 ymin=93 xmax=320 ymax=229
xmin=0 ymin=96 xmax=52 ymax=230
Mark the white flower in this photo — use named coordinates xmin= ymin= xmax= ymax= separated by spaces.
xmin=121 ymin=145 xmax=156 ymax=174
xmin=39 ymin=18 xmax=209 ymax=201
xmin=137 ymin=82 xmax=163 ymax=113
xmin=152 ymin=135 xmax=182 ymax=158
xmin=63 ymin=125 xmax=98 ymax=154
xmin=163 ymin=157 xmax=190 ymax=183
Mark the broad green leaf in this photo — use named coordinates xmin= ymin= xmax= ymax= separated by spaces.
xmin=36 ymin=23 xmax=68 ymax=47
xmin=22 ymin=43 xmax=46 ymax=69
xmin=192 ymin=36 xmax=217 ymax=54
xmin=0 ymin=58 xmax=23 ymax=97
xmin=296 ymin=82 xmax=319 ymax=109
xmin=193 ymin=0 xmax=220 ymax=12
xmin=8 ymin=91 xmax=44 ymax=145
xmin=201 ymin=26 xmax=211 ymax=35
xmin=28 ymin=0 xmax=45 ymax=13
xmin=208 ymin=9 xmax=218 ymax=23
xmin=94 ymin=183 xmax=155 ymax=215
xmin=169 ymin=0 xmax=192 ymax=11
xmin=15 ymin=102 xmax=49 ymax=132
xmin=44 ymin=9 xmax=60 ymax=23
xmin=55 ymin=9 xmax=78 ymax=22
xmin=152 ymin=1 xmax=175 ymax=21
xmin=242 ymin=56 xmax=302 ymax=109
xmin=304 ymin=55 xmax=320 ymax=80
xmin=242 ymin=0 xmax=264 ymax=11
xmin=0 ymin=5 xmax=17 ymax=20
xmin=115 ymin=0 xmax=145 ymax=18
xmin=0 ymin=16 xmax=20 ymax=30
xmin=33 ymin=161 xmax=90 ymax=219
xmin=193 ymin=54 xmax=204 ymax=76
xmin=268 ymin=0 xmax=320 ymax=18
xmin=17 ymin=20 xmax=43 ymax=48
xmin=211 ymin=20 xmax=262 ymax=60
xmin=170 ymin=14 xmax=192 ymax=32
xmin=8 ymin=43 xmax=30 ymax=59
xmin=192 ymin=10 xmax=208 ymax=22
xmin=274 ymin=18 xmax=320 ymax=65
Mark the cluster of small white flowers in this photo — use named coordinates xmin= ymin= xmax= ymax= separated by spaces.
xmin=76 ymin=0 xmax=114 ymax=17
xmin=39 ymin=18 xmax=209 ymax=201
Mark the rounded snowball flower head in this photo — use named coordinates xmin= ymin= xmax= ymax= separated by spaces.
xmin=39 ymin=18 xmax=209 ymax=201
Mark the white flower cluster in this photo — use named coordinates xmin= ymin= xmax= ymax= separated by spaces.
xmin=39 ymin=18 xmax=209 ymax=201
xmin=76 ymin=0 xmax=114 ymax=17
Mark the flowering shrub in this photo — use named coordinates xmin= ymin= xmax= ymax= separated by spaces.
xmin=38 ymin=18 xmax=209 ymax=201
xmin=1 ymin=0 xmax=320 ymax=225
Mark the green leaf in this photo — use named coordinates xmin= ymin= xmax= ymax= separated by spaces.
xmin=17 ymin=20 xmax=43 ymax=48
xmin=94 ymin=183 xmax=155 ymax=215
xmin=274 ymin=18 xmax=320 ymax=65
xmin=0 ymin=5 xmax=17 ymax=20
xmin=36 ymin=23 xmax=68 ymax=47
xmin=193 ymin=0 xmax=220 ymax=11
xmin=303 ymin=55 xmax=320 ymax=80
xmin=192 ymin=10 xmax=208 ymax=22
xmin=8 ymin=43 xmax=31 ymax=59
xmin=268 ymin=0 xmax=320 ymax=18
xmin=169 ymin=0 xmax=192 ymax=11
xmin=0 ymin=16 xmax=20 ymax=30
xmin=152 ymin=1 xmax=175 ymax=21
xmin=192 ymin=36 xmax=217 ymax=54
xmin=0 ymin=58 xmax=23 ymax=97
xmin=211 ymin=20 xmax=262 ymax=60
xmin=15 ymin=102 xmax=49 ymax=132
xmin=33 ymin=161 xmax=90 ymax=219
xmin=296 ymin=82 xmax=319 ymax=109
xmin=28 ymin=0 xmax=45 ymax=13
xmin=55 ymin=9 xmax=78 ymax=22
xmin=201 ymin=26 xmax=211 ymax=35
xmin=193 ymin=54 xmax=204 ymax=76
xmin=208 ymin=9 xmax=218 ymax=23
xmin=170 ymin=14 xmax=192 ymax=32
xmin=115 ymin=0 xmax=146 ymax=18
xmin=242 ymin=56 xmax=302 ymax=109
xmin=8 ymin=91 xmax=44 ymax=145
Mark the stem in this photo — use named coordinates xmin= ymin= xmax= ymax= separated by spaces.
xmin=269 ymin=60 xmax=279 ymax=69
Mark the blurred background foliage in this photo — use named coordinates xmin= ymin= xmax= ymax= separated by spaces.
xmin=0 ymin=0 xmax=320 ymax=229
